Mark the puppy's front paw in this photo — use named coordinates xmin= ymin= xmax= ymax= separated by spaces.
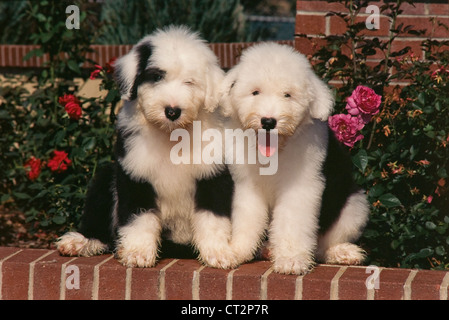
xmin=199 ymin=245 xmax=239 ymax=269
xmin=230 ymin=241 xmax=259 ymax=266
xmin=57 ymin=232 xmax=107 ymax=257
xmin=273 ymin=255 xmax=315 ymax=275
xmin=116 ymin=245 xmax=158 ymax=268
xmin=324 ymin=243 xmax=366 ymax=265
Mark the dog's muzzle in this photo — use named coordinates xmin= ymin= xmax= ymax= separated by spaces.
xmin=165 ymin=106 xmax=181 ymax=121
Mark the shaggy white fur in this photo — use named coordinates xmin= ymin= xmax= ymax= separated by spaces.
xmin=220 ymin=43 xmax=369 ymax=275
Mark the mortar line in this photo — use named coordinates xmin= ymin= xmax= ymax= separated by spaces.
xmin=330 ymin=266 xmax=348 ymax=300
xmin=28 ymin=250 xmax=55 ymax=300
xmin=92 ymin=255 xmax=114 ymax=300
xmin=0 ymin=249 xmax=23 ymax=300
xmin=403 ymin=270 xmax=418 ymax=300
xmin=158 ymin=259 xmax=179 ymax=300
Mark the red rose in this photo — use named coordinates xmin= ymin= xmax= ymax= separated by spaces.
xmin=89 ymin=64 xmax=103 ymax=80
xmin=58 ymin=94 xmax=79 ymax=106
xmin=47 ymin=150 xmax=72 ymax=173
xmin=59 ymin=94 xmax=82 ymax=120
xmin=105 ymin=57 xmax=117 ymax=74
xmin=64 ymin=101 xmax=82 ymax=120
xmin=24 ymin=157 xmax=42 ymax=180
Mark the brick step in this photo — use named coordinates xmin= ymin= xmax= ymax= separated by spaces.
xmin=1 ymin=247 xmax=448 ymax=300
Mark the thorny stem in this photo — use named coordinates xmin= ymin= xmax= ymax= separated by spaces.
xmin=367 ymin=0 xmax=402 ymax=150
xmin=349 ymin=0 xmax=358 ymax=78
xmin=383 ymin=0 xmax=401 ymax=78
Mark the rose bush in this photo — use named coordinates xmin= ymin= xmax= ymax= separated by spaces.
xmin=0 ymin=2 xmax=120 ymax=240
xmin=307 ymin=0 xmax=449 ymax=269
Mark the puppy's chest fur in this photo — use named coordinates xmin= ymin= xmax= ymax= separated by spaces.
xmin=118 ymin=118 xmax=223 ymax=224
xmin=244 ymin=121 xmax=329 ymax=207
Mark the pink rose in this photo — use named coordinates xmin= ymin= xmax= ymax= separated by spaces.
xmin=345 ymin=86 xmax=381 ymax=123
xmin=328 ymin=114 xmax=365 ymax=148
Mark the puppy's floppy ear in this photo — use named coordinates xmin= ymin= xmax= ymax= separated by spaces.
xmin=308 ymin=73 xmax=335 ymax=121
xmin=203 ymin=64 xmax=225 ymax=113
xmin=218 ymin=67 xmax=238 ymax=117
xmin=114 ymin=40 xmax=153 ymax=101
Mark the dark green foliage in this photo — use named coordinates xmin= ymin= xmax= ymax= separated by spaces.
xmin=0 ymin=1 xmax=120 ymax=236
xmin=304 ymin=0 xmax=449 ymax=269
xmin=98 ymin=0 xmax=247 ymax=44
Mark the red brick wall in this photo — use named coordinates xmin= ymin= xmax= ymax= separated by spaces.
xmin=295 ymin=0 xmax=449 ymax=58
xmin=1 ymin=247 xmax=448 ymax=300
xmin=0 ymin=41 xmax=295 ymax=70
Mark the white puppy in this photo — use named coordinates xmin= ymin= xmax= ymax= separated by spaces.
xmin=220 ymin=43 xmax=370 ymax=275
xmin=57 ymin=26 xmax=235 ymax=269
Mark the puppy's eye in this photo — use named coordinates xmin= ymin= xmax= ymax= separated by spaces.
xmin=284 ymin=93 xmax=291 ymax=98
xmin=184 ymin=79 xmax=195 ymax=85
xmin=252 ymin=90 xmax=260 ymax=96
xmin=142 ymin=68 xmax=165 ymax=83
xmin=151 ymin=74 xmax=163 ymax=82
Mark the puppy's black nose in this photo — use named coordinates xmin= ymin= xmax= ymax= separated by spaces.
xmin=261 ymin=117 xmax=277 ymax=130
xmin=164 ymin=106 xmax=181 ymax=121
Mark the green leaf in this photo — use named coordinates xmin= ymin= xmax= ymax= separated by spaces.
xmin=82 ymin=137 xmax=96 ymax=151
xmin=67 ymin=60 xmax=81 ymax=74
xmin=379 ymin=193 xmax=402 ymax=208
xmin=417 ymin=92 xmax=426 ymax=106
xmin=416 ymin=248 xmax=433 ymax=258
xmin=23 ymin=48 xmax=44 ymax=61
xmin=391 ymin=239 xmax=401 ymax=250
xmin=52 ymin=215 xmax=66 ymax=225
xmin=40 ymin=31 xmax=53 ymax=43
xmin=352 ymin=149 xmax=368 ymax=173
xmin=13 ymin=192 xmax=31 ymax=200
xmin=368 ymin=184 xmax=385 ymax=198
xmin=36 ymin=13 xmax=47 ymax=22
xmin=1 ymin=194 xmax=11 ymax=203
xmin=425 ymin=221 xmax=436 ymax=230
xmin=34 ymin=189 xmax=48 ymax=199
xmin=435 ymin=246 xmax=446 ymax=256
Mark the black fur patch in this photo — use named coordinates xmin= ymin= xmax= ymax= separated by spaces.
xmin=114 ymin=161 xmax=158 ymax=227
xmin=114 ymin=129 xmax=158 ymax=227
xmin=319 ymin=127 xmax=360 ymax=234
xmin=78 ymin=163 xmax=115 ymax=248
xmin=195 ymin=167 xmax=234 ymax=218
xmin=129 ymin=42 xmax=154 ymax=100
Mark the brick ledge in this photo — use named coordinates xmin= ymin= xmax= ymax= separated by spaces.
xmin=1 ymin=247 xmax=448 ymax=300
xmin=0 ymin=41 xmax=295 ymax=71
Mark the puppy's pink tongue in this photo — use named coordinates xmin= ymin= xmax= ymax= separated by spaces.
xmin=258 ymin=132 xmax=277 ymax=157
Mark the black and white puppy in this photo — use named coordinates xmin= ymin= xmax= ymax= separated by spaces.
xmin=57 ymin=26 xmax=236 ymax=268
